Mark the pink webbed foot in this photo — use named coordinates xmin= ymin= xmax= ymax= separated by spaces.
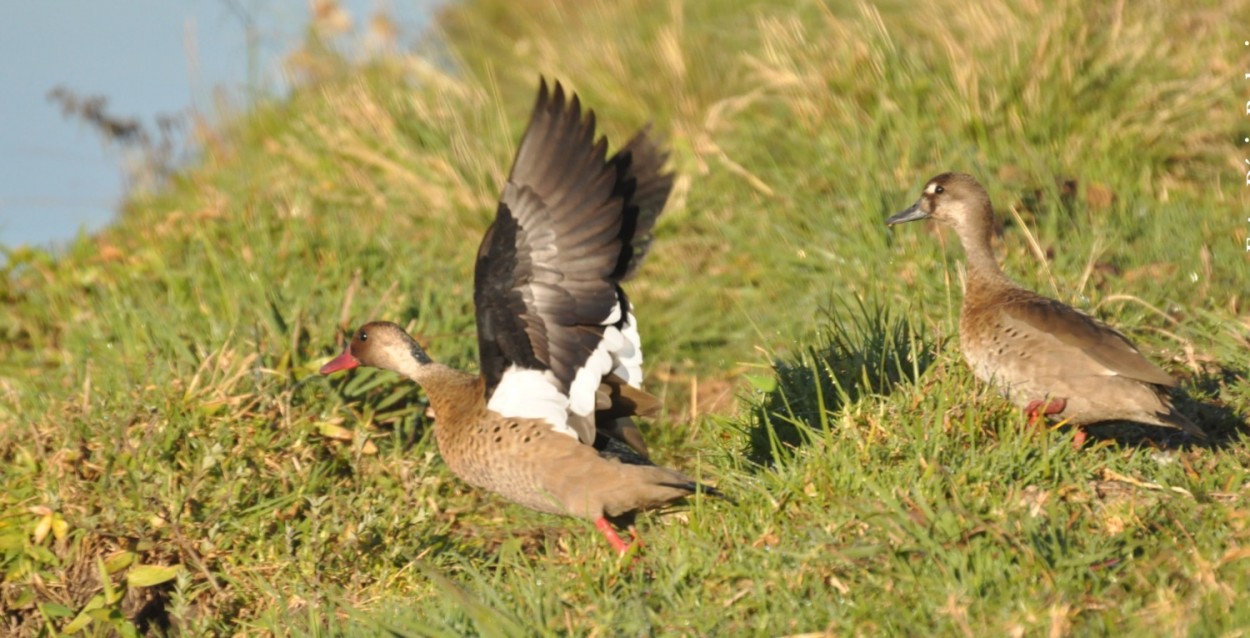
xmin=594 ymin=516 xmax=633 ymax=555
xmin=1024 ymin=398 xmax=1068 ymax=427
xmin=1023 ymin=398 xmax=1087 ymax=449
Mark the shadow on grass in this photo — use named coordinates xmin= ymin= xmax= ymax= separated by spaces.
xmin=744 ymin=300 xmax=936 ymax=466
xmin=1082 ymin=364 xmax=1249 ymax=451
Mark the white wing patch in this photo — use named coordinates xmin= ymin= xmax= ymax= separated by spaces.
xmin=488 ymin=299 xmax=647 ymax=444
xmin=568 ymin=300 xmax=645 ymax=418
xmin=604 ymin=297 xmax=623 ymax=325
xmin=487 ymin=366 xmax=579 ymax=440
xmin=611 ymin=307 xmax=644 ymax=387
xmin=568 ymin=328 xmax=619 ymax=418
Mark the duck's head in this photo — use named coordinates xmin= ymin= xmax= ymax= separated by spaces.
xmin=887 ymin=172 xmax=992 ymax=233
xmin=320 ymin=321 xmax=432 ymax=375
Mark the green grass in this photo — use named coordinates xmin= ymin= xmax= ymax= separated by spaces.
xmin=2 ymin=0 xmax=1250 ymax=634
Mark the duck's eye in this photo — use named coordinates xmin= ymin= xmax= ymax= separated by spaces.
xmin=358 ymin=331 xmax=369 ymax=342
xmin=934 ymin=185 xmax=945 ymax=194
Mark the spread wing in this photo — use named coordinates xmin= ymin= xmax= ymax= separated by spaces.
xmin=473 ymin=79 xmax=671 ymax=446
xmin=608 ymin=127 xmax=674 ymax=282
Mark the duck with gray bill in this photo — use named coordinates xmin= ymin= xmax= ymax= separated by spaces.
xmin=321 ymin=78 xmax=723 ymax=555
xmin=888 ymin=172 xmax=1205 ymax=448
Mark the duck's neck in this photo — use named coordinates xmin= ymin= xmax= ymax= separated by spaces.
xmin=954 ymin=218 xmax=1015 ymax=299
xmin=405 ymin=362 xmax=484 ymax=428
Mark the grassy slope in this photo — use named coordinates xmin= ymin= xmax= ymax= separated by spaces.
xmin=2 ymin=0 xmax=1250 ymax=635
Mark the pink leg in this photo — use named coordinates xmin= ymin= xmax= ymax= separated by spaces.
xmin=595 ymin=517 xmax=632 ymax=555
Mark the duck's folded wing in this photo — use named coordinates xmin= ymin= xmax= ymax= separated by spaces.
xmin=1000 ymin=295 xmax=1177 ymax=387
xmin=473 ymin=79 xmax=640 ymax=444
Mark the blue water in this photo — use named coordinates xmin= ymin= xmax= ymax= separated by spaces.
xmin=0 ymin=0 xmax=442 ymax=252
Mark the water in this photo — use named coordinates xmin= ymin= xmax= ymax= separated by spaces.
xmin=0 ymin=0 xmax=443 ymax=253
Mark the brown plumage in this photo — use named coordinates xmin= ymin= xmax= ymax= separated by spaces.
xmin=320 ymin=79 xmax=719 ymax=554
xmin=887 ymin=172 xmax=1205 ymax=446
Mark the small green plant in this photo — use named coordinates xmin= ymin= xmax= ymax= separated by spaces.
xmin=747 ymin=300 xmax=936 ymax=464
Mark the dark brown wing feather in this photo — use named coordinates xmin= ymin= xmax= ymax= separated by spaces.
xmin=474 ymin=79 xmax=624 ymax=401
xmin=999 ymin=291 xmax=1177 ymax=387
xmin=608 ymin=126 xmax=674 ymax=281
xmin=473 ymin=79 xmax=673 ymax=454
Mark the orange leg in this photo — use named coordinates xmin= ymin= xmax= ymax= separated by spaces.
xmin=594 ymin=517 xmax=632 ymax=555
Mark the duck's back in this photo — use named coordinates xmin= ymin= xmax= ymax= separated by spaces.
xmin=435 ymin=406 xmax=694 ymax=519
xmin=960 ymin=282 xmax=1182 ymax=426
